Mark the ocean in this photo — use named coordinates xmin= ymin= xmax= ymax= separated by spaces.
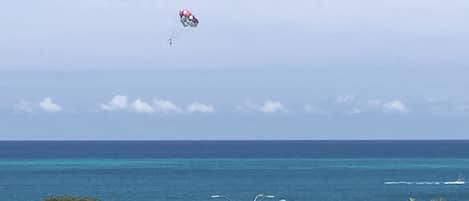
xmin=0 ymin=141 xmax=468 ymax=201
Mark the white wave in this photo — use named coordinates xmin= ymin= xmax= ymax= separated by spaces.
xmin=416 ymin=181 xmax=441 ymax=185
xmin=443 ymin=181 xmax=465 ymax=185
xmin=386 ymin=174 xmax=465 ymax=185
xmin=384 ymin=181 xmax=412 ymax=185
xmin=384 ymin=181 xmax=441 ymax=185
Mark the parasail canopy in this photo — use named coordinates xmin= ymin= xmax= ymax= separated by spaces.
xmin=179 ymin=8 xmax=199 ymax=27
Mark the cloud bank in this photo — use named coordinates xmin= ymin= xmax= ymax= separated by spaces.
xmin=101 ymin=95 xmax=127 ymax=111
xmin=153 ymin=99 xmax=183 ymax=114
xmin=130 ymin=99 xmax=155 ymax=113
xmin=100 ymin=95 xmax=213 ymax=114
xmin=39 ymin=97 xmax=63 ymax=112
xmin=382 ymin=100 xmax=409 ymax=113
xmin=187 ymin=102 xmax=215 ymax=113
xmin=238 ymin=100 xmax=286 ymax=113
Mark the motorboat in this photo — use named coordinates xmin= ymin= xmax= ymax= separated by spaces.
xmin=444 ymin=174 xmax=465 ymax=185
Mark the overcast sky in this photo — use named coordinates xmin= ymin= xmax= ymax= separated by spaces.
xmin=0 ymin=0 xmax=468 ymax=139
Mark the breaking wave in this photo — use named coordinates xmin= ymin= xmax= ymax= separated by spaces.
xmin=384 ymin=181 xmax=461 ymax=185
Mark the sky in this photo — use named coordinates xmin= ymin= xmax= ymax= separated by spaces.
xmin=0 ymin=0 xmax=468 ymax=140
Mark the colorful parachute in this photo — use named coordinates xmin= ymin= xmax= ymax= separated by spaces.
xmin=179 ymin=8 xmax=199 ymax=27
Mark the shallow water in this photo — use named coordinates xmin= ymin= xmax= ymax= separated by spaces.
xmin=0 ymin=158 xmax=468 ymax=201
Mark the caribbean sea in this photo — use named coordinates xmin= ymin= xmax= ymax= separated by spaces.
xmin=0 ymin=141 xmax=468 ymax=201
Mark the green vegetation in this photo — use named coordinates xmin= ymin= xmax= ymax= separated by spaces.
xmin=43 ymin=195 xmax=98 ymax=201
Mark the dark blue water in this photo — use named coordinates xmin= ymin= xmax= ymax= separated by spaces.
xmin=1 ymin=141 xmax=469 ymax=158
xmin=0 ymin=141 xmax=468 ymax=201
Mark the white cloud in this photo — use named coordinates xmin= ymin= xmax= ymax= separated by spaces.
xmin=101 ymin=95 xmax=127 ymax=111
xmin=186 ymin=102 xmax=214 ymax=113
xmin=367 ymin=99 xmax=410 ymax=114
xmin=130 ymin=99 xmax=154 ymax=113
xmin=153 ymin=99 xmax=182 ymax=114
xmin=382 ymin=100 xmax=409 ymax=113
xmin=238 ymin=100 xmax=285 ymax=113
xmin=14 ymin=99 xmax=33 ymax=112
xmin=335 ymin=95 xmax=355 ymax=103
xmin=304 ymin=104 xmax=327 ymax=115
xmin=259 ymin=101 xmax=284 ymax=113
xmin=39 ymin=97 xmax=62 ymax=112
xmin=101 ymin=95 xmax=185 ymax=114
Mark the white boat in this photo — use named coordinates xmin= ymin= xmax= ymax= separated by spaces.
xmin=444 ymin=174 xmax=465 ymax=185
xmin=444 ymin=180 xmax=465 ymax=185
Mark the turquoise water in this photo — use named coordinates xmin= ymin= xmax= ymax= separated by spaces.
xmin=1 ymin=158 xmax=468 ymax=201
